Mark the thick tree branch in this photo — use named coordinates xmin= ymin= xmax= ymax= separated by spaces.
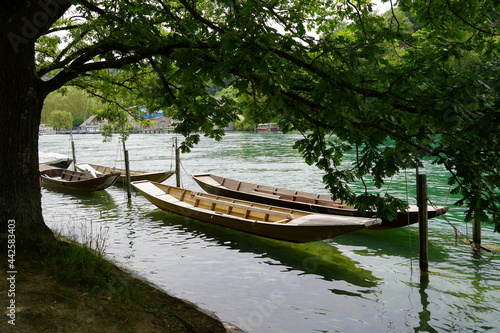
xmin=38 ymin=41 xmax=134 ymax=78
xmin=148 ymin=56 xmax=177 ymax=100
xmin=78 ymin=0 xmax=108 ymax=17
xmin=45 ymin=24 xmax=82 ymax=34
xmin=271 ymin=48 xmax=433 ymax=115
xmin=44 ymin=51 xmax=153 ymax=93
xmin=1 ymin=1 xmax=71 ymax=42
xmin=345 ymin=0 xmax=368 ymax=38
xmin=42 ymin=39 xmax=208 ymax=93
xmin=177 ymin=0 xmax=225 ymax=33
xmin=446 ymin=0 xmax=499 ymax=36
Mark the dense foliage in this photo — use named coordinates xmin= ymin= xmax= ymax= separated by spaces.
xmin=2 ymin=0 xmax=499 ymax=231
xmin=42 ymin=87 xmax=100 ymax=127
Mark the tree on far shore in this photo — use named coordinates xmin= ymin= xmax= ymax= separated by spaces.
xmin=48 ymin=110 xmax=73 ymax=130
xmin=42 ymin=87 xmax=99 ymax=127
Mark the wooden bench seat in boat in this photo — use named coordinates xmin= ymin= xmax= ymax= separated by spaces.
xmin=60 ymin=169 xmax=90 ymax=181
xmin=192 ymin=194 xmax=295 ymax=221
xmin=252 ymin=187 xmax=347 ymax=208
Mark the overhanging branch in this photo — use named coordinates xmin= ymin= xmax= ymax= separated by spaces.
xmin=41 ymin=39 xmax=209 ymax=94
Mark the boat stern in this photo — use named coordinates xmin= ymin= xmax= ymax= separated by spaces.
xmin=287 ymin=214 xmax=382 ymax=228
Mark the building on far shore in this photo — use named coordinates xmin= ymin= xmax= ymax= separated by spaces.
xmin=133 ymin=110 xmax=235 ymax=133
xmin=255 ymin=123 xmax=279 ymax=132
xmin=78 ymin=115 xmax=108 ymax=133
xmin=39 ymin=124 xmax=57 ymax=135
xmin=76 ymin=110 xmax=235 ymax=134
xmin=133 ymin=113 xmax=181 ymax=133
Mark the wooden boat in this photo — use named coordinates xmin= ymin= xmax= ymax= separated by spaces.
xmin=131 ymin=180 xmax=381 ymax=243
xmin=192 ymin=174 xmax=450 ymax=229
xmin=76 ymin=163 xmax=174 ymax=184
xmin=40 ymin=165 xmax=120 ymax=192
xmin=39 ymin=152 xmax=73 ymax=168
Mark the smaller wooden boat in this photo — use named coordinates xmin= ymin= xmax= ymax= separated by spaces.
xmin=131 ymin=180 xmax=381 ymax=243
xmin=40 ymin=165 xmax=120 ymax=192
xmin=192 ymin=174 xmax=450 ymax=229
xmin=39 ymin=152 xmax=73 ymax=168
xmin=76 ymin=163 xmax=174 ymax=184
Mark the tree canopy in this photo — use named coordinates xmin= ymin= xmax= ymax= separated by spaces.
xmin=1 ymin=0 xmax=499 ymax=236
xmin=47 ymin=109 xmax=73 ymax=130
xmin=42 ymin=87 xmax=100 ymax=127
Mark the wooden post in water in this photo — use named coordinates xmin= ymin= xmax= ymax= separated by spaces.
xmin=473 ymin=218 xmax=481 ymax=247
xmin=175 ymin=137 xmax=181 ymax=187
xmin=472 ymin=183 xmax=482 ymax=247
xmin=70 ymin=133 xmax=77 ymax=171
xmin=123 ymin=140 xmax=132 ymax=200
xmin=417 ymin=174 xmax=429 ymax=273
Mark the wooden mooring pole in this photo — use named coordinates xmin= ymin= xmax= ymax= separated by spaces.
xmin=473 ymin=218 xmax=481 ymax=247
xmin=123 ymin=140 xmax=132 ymax=200
xmin=70 ymin=133 xmax=77 ymax=171
xmin=174 ymin=137 xmax=181 ymax=187
xmin=417 ymin=174 xmax=429 ymax=273
xmin=472 ymin=183 xmax=482 ymax=247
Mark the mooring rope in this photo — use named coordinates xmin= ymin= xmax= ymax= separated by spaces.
xmin=404 ymin=168 xmax=414 ymax=271
xmin=114 ymin=139 xmax=122 ymax=169
xmin=427 ymin=198 xmax=499 ymax=262
xmin=169 ymin=138 xmax=175 ymax=172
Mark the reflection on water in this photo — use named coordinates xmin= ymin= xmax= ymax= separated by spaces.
xmin=42 ymin=185 xmax=117 ymax=209
xmin=40 ymin=133 xmax=500 ymax=333
xmin=148 ymin=210 xmax=379 ymax=289
xmin=416 ymin=276 xmax=436 ymax=333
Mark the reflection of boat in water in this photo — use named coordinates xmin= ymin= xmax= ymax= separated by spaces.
xmin=146 ymin=208 xmax=379 ymax=289
xmin=132 ymin=180 xmax=381 ymax=243
xmin=192 ymin=174 xmax=449 ymax=229
xmin=327 ymin=226 xmax=448 ymax=262
xmin=41 ymin=182 xmax=119 ymax=214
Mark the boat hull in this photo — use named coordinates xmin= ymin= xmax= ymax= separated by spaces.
xmin=76 ymin=163 xmax=174 ymax=184
xmin=39 ymin=152 xmax=73 ymax=168
xmin=40 ymin=167 xmax=120 ymax=192
xmin=192 ymin=174 xmax=449 ymax=229
xmin=132 ymin=180 xmax=381 ymax=243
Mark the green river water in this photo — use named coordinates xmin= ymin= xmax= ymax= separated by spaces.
xmin=39 ymin=132 xmax=500 ymax=333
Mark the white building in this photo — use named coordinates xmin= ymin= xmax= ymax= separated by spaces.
xmin=79 ymin=115 xmax=108 ymax=133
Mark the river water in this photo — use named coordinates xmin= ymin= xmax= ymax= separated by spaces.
xmin=39 ymin=132 xmax=500 ymax=333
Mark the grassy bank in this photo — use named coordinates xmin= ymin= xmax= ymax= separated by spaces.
xmin=1 ymin=237 xmax=237 ymax=333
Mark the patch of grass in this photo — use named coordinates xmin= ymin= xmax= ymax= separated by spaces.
xmin=40 ymin=233 xmax=151 ymax=322
xmin=40 ymin=216 xmax=115 ymax=289
xmin=3 ymin=232 xmax=230 ymax=332
xmin=46 ymin=240 xmax=115 ymax=289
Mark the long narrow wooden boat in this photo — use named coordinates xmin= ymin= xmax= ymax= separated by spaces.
xmin=131 ymin=180 xmax=381 ymax=243
xmin=192 ymin=174 xmax=450 ymax=230
xmin=40 ymin=166 xmax=121 ymax=192
xmin=76 ymin=163 xmax=174 ymax=184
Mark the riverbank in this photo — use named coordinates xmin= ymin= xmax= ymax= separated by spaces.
xmin=0 ymin=238 xmax=242 ymax=333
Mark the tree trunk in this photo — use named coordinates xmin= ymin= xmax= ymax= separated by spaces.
xmin=0 ymin=23 xmax=53 ymax=252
